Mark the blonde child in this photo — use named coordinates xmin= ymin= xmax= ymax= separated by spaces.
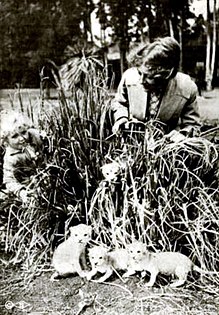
xmin=1 ymin=110 xmax=45 ymax=203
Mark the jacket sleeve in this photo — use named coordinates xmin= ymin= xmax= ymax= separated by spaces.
xmin=3 ymin=155 xmax=26 ymax=197
xmin=179 ymin=83 xmax=201 ymax=136
xmin=111 ymin=72 xmax=129 ymax=122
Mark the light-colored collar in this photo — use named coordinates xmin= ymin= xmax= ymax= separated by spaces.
xmin=7 ymin=146 xmax=23 ymax=156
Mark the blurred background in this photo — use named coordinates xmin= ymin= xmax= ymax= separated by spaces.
xmin=0 ymin=0 xmax=218 ymax=91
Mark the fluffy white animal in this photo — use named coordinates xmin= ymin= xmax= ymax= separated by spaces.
xmin=123 ymin=241 xmax=204 ymax=287
xmin=101 ymin=162 xmax=121 ymax=181
xmin=86 ymin=245 xmax=129 ymax=282
xmin=50 ymin=224 xmax=92 ymax=281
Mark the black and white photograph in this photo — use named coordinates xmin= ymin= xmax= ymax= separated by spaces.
xmin=0 ymin=0 xmax=219 ymax=314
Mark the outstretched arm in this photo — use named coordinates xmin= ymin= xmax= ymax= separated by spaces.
xmin=111 ymin=72 xmax=129 ymax=133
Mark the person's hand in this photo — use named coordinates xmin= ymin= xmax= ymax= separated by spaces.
xmin=19 ymin=189 xmax=36 ymax=205
xmin=165 ymin=130 xmax=186 ymax=143
xmin=124 ymin=117 xmax=140 ymax=129
xmin=19 ymin=189 xmax=29 ymax=203
xmin=112 ymin=118 xmax=128 ymax=134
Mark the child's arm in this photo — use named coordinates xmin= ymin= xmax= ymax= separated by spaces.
xmin=3 ymin=153 xmax=27 ymax=201
xmin=28 ymin=128 xmax=45 ymax=151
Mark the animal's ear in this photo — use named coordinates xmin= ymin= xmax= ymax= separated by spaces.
xmin=99 ymin=246 xmax=109 ymax=256
xmin=130 ymin=234 xmax=137 ymax=243
xmin=142 ymin=246 xmax=147 ymax=254
xmin=141 ymin=242 xmax=149 ymax=255
xmin=138 ymin=234 xmax=146 ymax=243
xmin=88 ymin=246 xmax=97 ymax=253
xmin=106 ymin=253 xmax=113 ymax=264
xmin=119 ymin=159 xmax=127 ymax=169
xmin=125 ymin=243 xmax=131 ymax=252
xmin=104 ymin=247 xmax=110 ymax=254
xmin=69 ymin=226 xmax=75 ymax=235
xmin=138 ymin=236 xmax=148 ymax=250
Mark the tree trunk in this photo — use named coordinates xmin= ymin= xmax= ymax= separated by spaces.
xmin=169 ymin=18 xmax=174 ymax=38
xmin=205 ymin=0 xmax=212 ymax=91
xmin=211 ymin=0 xmax=217 ymax=88
xmin=178 ymin=13 xmax=183 ymax=72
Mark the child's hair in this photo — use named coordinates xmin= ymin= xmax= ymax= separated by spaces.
xmin=1 ymin=110 xmax=32 ymax=144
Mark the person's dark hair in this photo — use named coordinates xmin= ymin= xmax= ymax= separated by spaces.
xmin=127 ymin=37 xmax=180 ymax=73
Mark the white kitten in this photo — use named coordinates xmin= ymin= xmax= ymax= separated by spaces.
xmin=123 ymin=241 xmax=204 ymax=287
xmin=86 ymin=245 xmax=129 ymax=282
xmin=101 ymin=158 xmax=131 ymax=182
xmin=101 ymin=162 xmax=121 ymax=181
xmin=50 ymin=224 xmax=92 ymax=281
xmin=122 ymin=241 xmax=148 ymax=278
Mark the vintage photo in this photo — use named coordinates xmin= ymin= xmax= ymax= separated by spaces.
xmin=0 ymin=0 xmax=219 ymax=314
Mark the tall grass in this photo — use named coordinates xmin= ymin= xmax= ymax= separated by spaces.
xmin=1 ymin=56 xmax=219 ymax=289
xmin=0 ymin=55 xmax=112 ymax=275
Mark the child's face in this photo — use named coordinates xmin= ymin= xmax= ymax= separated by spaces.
xmin=7 ymin=127 xmax=29 ymax=150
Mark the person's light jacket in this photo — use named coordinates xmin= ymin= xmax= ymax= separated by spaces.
xmin=111 ymin=68 xmax=201 ymax=135
xmin=3 ymin=128 xmax=43 ymax=198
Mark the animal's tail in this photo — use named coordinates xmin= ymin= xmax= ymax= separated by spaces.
xmin=193 ymin=265 xmax=204 ymax=273
xmin=193 ymin=264 xmax=218 ymax=274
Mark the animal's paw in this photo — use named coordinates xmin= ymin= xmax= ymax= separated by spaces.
xmin=80 ymin=271 xmax=89 ymax=278
xmin=141 ymin=271 xmax=147 ymax=278
xmin=50 ymin=272 xmax=60 ymax=282
xmin=122 ymin=272 xmax=134 ymax=278
xmin=86 ymin=275 xmax=92 ymax=281
xmin=144 ymin=282 xmax=154 ymax=287
xmin=122 ymin=272 xmax=129 ymax=278
xmin=50 ymin=277 xmax=59 ymax=282
xmin=91 ymin=279 xmax=101 ymax=283
xmin=85 ymin=272 xmax=93 ymax=281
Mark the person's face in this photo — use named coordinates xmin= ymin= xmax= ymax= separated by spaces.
xmin=138 ymin=64 xmax=173 ymax=91
xmin=7 ymin=127 xmax=29 ymax=150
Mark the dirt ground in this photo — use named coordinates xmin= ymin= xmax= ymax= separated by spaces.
xmin=0 ymin=88 xmax=219 ymax=315
xmin=1 ymin=265 xmax=219 ymax=315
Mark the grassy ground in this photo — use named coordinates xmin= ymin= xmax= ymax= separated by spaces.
xmin=0 ymin=87 xmax=219 ymax=315
xmin=198 ymin=89 xmax=219 ymax=123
